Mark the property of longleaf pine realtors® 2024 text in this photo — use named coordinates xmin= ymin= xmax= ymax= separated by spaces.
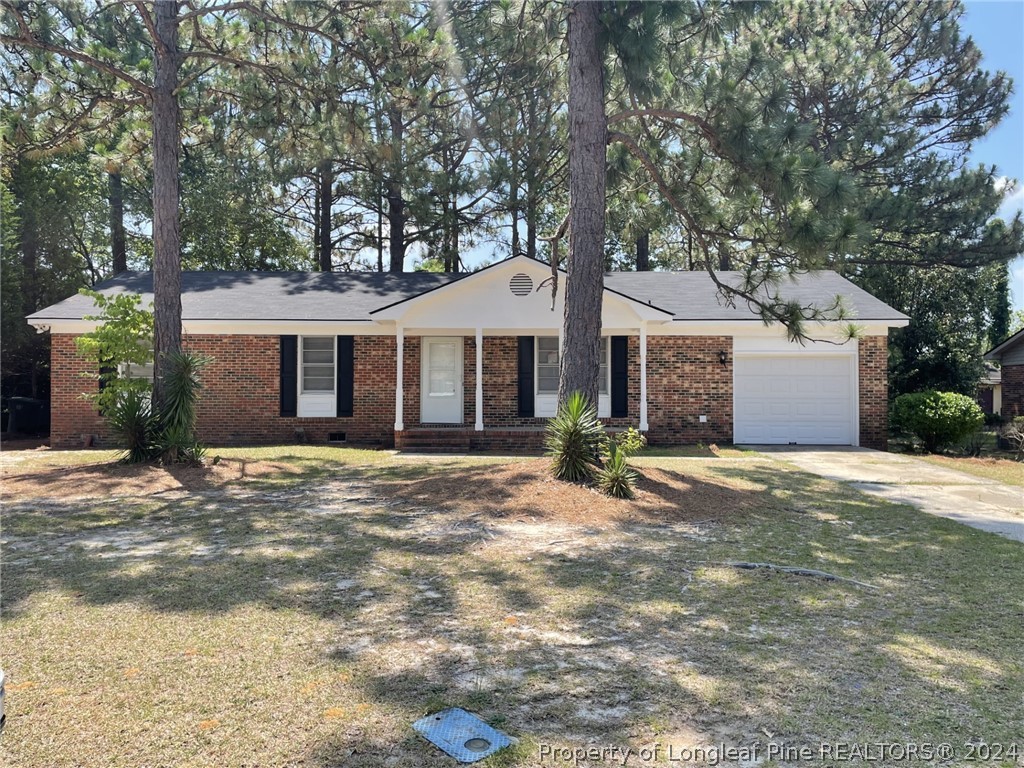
xmin=537 ymin=741 xmax=1020 ymax=765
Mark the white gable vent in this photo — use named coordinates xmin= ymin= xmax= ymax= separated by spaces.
xmin=509 ymin=273 xmax=533 ymax=296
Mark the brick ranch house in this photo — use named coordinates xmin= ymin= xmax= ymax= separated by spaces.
xmin=29 ymin=256 xmax=908 ymax=451
xmin=986 ymin=327 xmax=1024 ymax=419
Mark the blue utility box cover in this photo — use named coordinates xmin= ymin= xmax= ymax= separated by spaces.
xmin=412 ymin=707 xmax=513 ymax=763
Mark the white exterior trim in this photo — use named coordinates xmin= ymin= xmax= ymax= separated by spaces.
xmin=475 ymin=327 xmax=484 ymax=431
xmin=296 ymin=335 xmax=337 ymax=418
xmin=395 ymin=325 xmax=404 ymax=432
xmin=29 ymin=317 xmax=902 ymax=338
xmin=640 ymin=322 xmax=649 ymax=431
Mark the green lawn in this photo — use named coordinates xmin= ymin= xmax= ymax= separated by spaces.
xmin=2 ymin=447 xmax=1023 ymax=767
xmin=915 ymin=453 xmax=1024 ymax=487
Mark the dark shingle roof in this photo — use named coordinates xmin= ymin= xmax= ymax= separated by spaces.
xmin=28 ymin=270 xmax=463 ymax=322
xmin=603 ymin=271 xmax=908 ymax=321
xmin=28 ymin=267 xmax=907 ymax=323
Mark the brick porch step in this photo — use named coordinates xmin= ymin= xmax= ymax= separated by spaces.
xmin=395 ymin=428 xmax=473 ymax=452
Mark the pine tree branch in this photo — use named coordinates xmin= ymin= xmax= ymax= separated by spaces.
xmin=1 ymin=2 xmax=154 ymax=97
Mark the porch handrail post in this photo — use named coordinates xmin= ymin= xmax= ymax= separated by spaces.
xmin=640 ymin=321 xmax=649 ymax=431
xmin=395 ymin=324 xmax=404 ymax=431
xmin=475 ymin=327 xmax=483 ymax=431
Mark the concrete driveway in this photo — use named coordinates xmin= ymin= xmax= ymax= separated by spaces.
xmin=758 ymin=446 xmax=1024 ymax=543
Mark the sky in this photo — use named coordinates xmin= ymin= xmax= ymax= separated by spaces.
xmin=960 ymin=0 xmax=1024 ymax=311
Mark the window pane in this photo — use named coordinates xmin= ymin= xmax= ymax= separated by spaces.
xmin=303 ymin=365 xmax=334 ymax=379
xmin=538 ymin=374 xmax=559 ymax=393
xmin=303 ymin=350 xmax=333 ymax=364
xmin=303 ymin=376 xmax=334 ymax=391
xmin=537 ymin=338 xmax=559 ymax=364
xmin=428 ymin=370 xmax=456 ymax=395
xmin=599 ymin=338 xmax=609 ymax=394
xmin=303 ymin=337 xmax=333 ymax=351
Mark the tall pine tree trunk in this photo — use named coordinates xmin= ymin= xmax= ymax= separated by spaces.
xmin=151 ymin=0 xmax=182 ymax=409
xmin=559 ymin=0 xmax=606 ymax=407
xmin=316 ymin=159 xmax=333 ymax=271
xmin=509 ymin=146 xmax=520 ymax=257
xmin=636 ymin=232 xmax=650 ymax=271
xmin=387 ymin=107 xmax=405 ymax=272
xmin=108 ymin=168 xmax=127 ymax=274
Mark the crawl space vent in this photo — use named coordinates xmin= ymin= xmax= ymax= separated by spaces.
xmin=328 ymin=432 xmax=347 ymax=443
xmin=509 ymin=273 xmax=533 ymax=296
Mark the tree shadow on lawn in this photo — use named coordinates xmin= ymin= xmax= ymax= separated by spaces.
xmin=1 ymin=453 xmax=352 ymax=499
xmin=4 ymin=459 xmax=1024 ymax=764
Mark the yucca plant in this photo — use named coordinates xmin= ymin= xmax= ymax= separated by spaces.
xmin=545 ymin=391 xmax=605 ymax=483
xmin=596 ymin=442 xmax=638 ymax=499
xmin=106 ymin=388 xmax=158 ymax=464
xmin=157 ymin=350 xmax=210 ymax=464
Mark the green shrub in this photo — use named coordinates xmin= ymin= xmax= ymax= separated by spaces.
xmin=544 ymin=391 xmax=604 ymax=483
xmin=106 ymin=389 xmax=159 ymax=464
xmin=595 ymin=442 xmax=638 ymax=499
xmin=892 ymin=391 xmax=984 ymax=453
xmin=613 ymin=426 xmax=647 ymax=457
xmin=157 ymin=350 xmax=210 ymax=464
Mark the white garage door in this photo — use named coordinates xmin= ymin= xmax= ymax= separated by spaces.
xmin=734 ymin=355 xmax=856 ymax=445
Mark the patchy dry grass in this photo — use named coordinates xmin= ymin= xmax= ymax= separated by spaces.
xmin=2 ymin=447 xmax=1023 ymax=767
xmin=916 ymin=454 xmax=1024 ymax=487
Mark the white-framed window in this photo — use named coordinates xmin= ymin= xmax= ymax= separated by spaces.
xmin=535 ymin=336 xmax=609 ymax=395
xmin=118 ymin=360 xmax=155 ymax=382
xmin=301 ymin=336 xmax=335 ymax=393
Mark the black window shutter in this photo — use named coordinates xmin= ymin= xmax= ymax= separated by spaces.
xmin=98 ymin=359 xmax=115 ymax=392
xmin=517 ymin=336 xmax=535 ymax=417
xmin=611 ymin=336 xmax=628 ymax=418
xmin=280 ymin=335 xmax=298 ymax=417
xmin=336 ymin=335 xmax=354 ymax=417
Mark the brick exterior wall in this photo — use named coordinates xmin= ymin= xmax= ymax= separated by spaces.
xmin=858 ymin=335 xmax=889 ymax=451
xmin=646 ymin=336 xmax=733 ymax=444
xmin=1002 ymin=364 xmax=1024 ymax=420
xmin=48 ymin=331 xmax=891 ymax=450
xmin=50 ymin=334 xmax=108 ymax=448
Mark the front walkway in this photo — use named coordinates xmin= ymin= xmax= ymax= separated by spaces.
xmin=759 ymin=446 xmax=1024 ymax=543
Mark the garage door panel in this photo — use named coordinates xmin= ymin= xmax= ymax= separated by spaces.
xmin=734 ymin=355 xmax=855 ymax=445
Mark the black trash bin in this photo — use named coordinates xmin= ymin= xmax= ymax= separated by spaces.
xmin=6 ymin=397 xmax=49 ymax=436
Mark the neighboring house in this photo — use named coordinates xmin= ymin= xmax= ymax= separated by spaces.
xmin=986 ymin=328 xmax=1024 ymax=419
xmin=977 ymin=362 xmax=1002 ymax=416
xmin=28 ymin=256 xmax=907 ymax=451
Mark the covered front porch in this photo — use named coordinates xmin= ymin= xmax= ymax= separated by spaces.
xmin=389 ymin=328 xmax=653 ymax=451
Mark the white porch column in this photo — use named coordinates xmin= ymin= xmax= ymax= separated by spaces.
xmin=475 ymin=327 xmax=484 ymax=431
xmin=394 ymin=325 xmax=404 ymax=431
xmin=639 ymin=321 xmax=649 ymax=431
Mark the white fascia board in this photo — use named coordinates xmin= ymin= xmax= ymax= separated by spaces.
xmin=651 ymin=320 xmax=901 ymax=336
xmin=32 ymin=319 xmax=387 ymax=336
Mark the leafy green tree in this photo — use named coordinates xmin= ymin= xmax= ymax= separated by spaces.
xmin=856 ymin=262 xmax=1006 ymax=395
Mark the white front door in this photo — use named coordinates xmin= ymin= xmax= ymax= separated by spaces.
xmin=420 ymin=337 xmax=463 ymax=424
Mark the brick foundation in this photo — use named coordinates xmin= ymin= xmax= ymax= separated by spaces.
xmin=48 ymin=331 xmax=890 ymax=450
xmin=858 ymin=335 xmax=889 ymax=450
xmin=1003 ymin=364 xmax=1024 ymax=419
